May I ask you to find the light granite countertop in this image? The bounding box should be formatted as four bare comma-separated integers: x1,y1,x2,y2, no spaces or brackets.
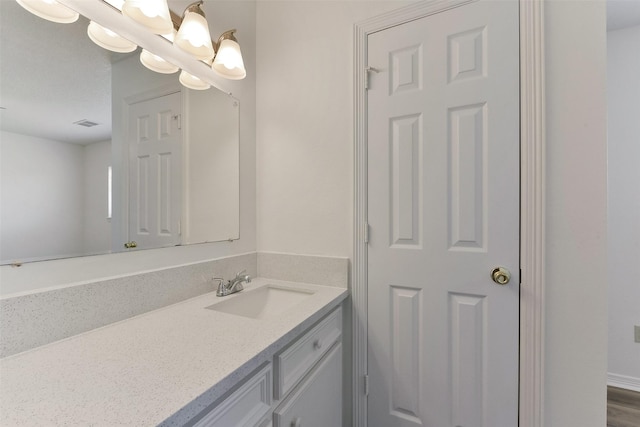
0,278,348,426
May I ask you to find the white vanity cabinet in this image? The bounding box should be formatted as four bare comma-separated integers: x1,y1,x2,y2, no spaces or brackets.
273,306,343,427
192,305,343,427
273,342,342,427
274,305,342,399
193,363,273,427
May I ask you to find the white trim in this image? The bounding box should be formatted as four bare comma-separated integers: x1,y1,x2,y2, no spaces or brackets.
608,373,640,393
352,1,546,426
518,1,546,426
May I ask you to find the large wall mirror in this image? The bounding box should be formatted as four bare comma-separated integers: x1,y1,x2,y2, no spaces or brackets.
0,0,240,265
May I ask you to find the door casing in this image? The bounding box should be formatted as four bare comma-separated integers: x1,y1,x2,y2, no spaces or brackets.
352,0,546,426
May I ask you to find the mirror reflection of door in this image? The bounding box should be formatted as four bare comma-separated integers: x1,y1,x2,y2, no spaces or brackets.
127,92,182,250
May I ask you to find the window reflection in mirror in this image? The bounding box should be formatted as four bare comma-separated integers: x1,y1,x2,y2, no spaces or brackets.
0,1,240,265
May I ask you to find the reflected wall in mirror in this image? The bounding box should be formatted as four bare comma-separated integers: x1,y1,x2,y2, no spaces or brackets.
0,0,239,265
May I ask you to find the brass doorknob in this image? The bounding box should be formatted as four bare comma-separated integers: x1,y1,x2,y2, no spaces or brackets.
491,267,511,285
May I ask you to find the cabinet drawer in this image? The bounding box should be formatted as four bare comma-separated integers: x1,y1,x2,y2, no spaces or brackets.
274,342,343,427
194,363,272,427
274,306,342,399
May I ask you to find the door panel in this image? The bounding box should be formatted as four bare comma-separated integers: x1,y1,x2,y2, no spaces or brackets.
366,1,519,426
128,91,182,249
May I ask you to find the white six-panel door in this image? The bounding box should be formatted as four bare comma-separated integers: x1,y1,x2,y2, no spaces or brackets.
366,1,519,426
128,91,182,250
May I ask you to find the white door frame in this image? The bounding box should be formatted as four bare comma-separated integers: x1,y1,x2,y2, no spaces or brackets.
352,1,546,426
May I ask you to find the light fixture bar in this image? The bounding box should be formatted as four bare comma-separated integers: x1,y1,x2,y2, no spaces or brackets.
60,0,234,91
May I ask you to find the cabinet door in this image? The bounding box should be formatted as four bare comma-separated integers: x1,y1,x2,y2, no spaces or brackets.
274,342,342,427
193,363,272,427
274,306,342,399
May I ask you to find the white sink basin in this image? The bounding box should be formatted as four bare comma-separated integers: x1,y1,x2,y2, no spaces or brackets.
205,285,315,319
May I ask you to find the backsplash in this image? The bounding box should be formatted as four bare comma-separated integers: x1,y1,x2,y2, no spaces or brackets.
258,252,349,288
0,252,349,358
0,253,257,358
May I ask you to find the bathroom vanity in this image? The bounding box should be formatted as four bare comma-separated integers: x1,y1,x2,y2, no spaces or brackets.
192,300,343,427
0,279,347,426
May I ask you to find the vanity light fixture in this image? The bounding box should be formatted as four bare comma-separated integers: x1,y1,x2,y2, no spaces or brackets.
18,0,247,86
140,49,179,74
174,1,215,61
179,70,211,90
211,30,246,80
87,20,137,53
122,0,173,35
16,0,79,23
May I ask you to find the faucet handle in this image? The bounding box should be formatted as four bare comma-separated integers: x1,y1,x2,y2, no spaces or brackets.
214,277,228,296
235,269,246,278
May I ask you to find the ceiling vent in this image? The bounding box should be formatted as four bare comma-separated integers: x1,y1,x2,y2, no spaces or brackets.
73,119,100,127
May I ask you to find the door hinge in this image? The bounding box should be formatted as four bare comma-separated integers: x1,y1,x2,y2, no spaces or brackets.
178,220,182,236
364,223,370,244
364,374,369,397
365,66,379,90
173,114,182,130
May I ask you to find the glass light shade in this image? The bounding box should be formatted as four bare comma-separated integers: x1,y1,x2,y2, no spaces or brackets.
174,10,214,61
212,38,246,80
122,0,173,35
179,70,210,90
87,21,137,53
16,0,79,24
140,50,179,74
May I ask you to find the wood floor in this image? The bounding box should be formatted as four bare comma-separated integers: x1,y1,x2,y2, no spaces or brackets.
608,386,640,427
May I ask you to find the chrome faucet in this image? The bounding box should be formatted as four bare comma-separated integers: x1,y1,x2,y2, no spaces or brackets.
215,270,251,297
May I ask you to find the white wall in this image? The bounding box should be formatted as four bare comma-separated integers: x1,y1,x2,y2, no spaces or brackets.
544,1,608,425
256,0,411,257
607,24,640,390
1,134,112,263
82,139,111,255
183,90,240,243
0,131,84,263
